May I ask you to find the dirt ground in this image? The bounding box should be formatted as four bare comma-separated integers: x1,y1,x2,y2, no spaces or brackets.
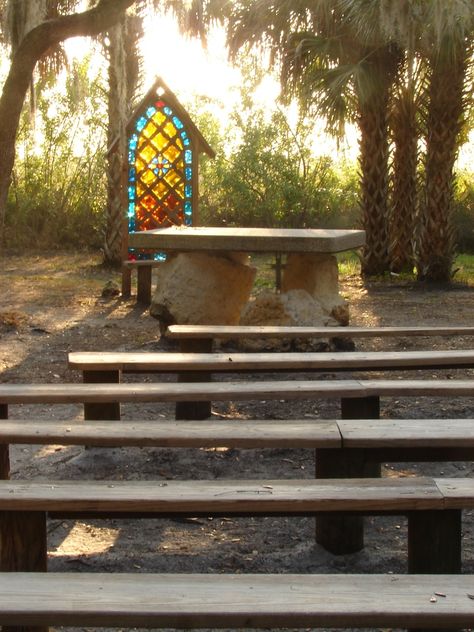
1,251,474,631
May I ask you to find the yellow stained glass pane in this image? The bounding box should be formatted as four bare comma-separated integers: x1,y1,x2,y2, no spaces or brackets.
163,144,180,163
152,111,166,126
142,121,157,140
138,144,156,164
134,155,147,172
136,182,146,197
152,132,169,152
163,121,177,139
175,137,183,150
141,169,156,186
153,181,169,200
175,182,184,198
164,170,182,188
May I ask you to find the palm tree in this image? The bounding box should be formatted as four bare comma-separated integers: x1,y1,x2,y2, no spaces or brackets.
416,1,474,282
277,1,400,276
103,11,143,265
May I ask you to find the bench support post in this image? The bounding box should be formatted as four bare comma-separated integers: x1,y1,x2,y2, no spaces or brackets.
0,405,9,479
408,509,461,574
137,265,152,305
1,510,47,632
175,338,213,420
315,448,379,554
316,396,381,554
83,370,121,421
121,266,132,299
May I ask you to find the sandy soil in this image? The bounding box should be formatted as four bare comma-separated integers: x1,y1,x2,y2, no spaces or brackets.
1,251,474,631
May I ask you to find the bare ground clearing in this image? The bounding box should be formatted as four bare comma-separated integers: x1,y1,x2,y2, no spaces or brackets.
1,251,474,631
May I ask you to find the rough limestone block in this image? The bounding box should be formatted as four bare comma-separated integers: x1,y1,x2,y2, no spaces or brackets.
238,289,336,351
150,252,256,330
240,289,330,327
281,253,349,325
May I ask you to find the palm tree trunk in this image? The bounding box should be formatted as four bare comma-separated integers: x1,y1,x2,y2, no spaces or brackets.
358,92,391,276
104,20,128,266
103,13,141,266
416,47,468,283
389,86,418,273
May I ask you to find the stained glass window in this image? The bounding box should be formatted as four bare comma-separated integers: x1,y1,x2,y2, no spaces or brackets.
127,99,193,259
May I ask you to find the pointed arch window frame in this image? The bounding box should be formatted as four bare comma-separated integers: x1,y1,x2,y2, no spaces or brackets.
109,77,215,263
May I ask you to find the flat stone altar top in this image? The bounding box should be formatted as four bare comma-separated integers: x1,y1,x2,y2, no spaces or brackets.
129,226,365,254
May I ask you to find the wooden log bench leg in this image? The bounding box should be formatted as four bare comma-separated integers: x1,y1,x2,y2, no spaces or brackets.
408,509,462,632
1,510,47,632
136,264,152,306
175,338,213,420
315,448,379,554
83,369,121,421
0,405,9,480
408,509,462,574
316,396,381,554
121,266,132,299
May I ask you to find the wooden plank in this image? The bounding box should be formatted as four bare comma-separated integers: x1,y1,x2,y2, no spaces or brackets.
166,324,474,339
338,418,474,448
0,478,443,514
0,419,341,448
2,379,474,406
0,573,472,629
0,379,367,404
435,478,474,508
0,379,471,403
68,349,474,372
128,226,366,254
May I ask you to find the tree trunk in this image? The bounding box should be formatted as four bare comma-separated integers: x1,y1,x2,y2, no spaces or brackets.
0,0,135,239
104,20,128,266
358,94,391,277
103,14,141,266
389,85,418,273
416,46,468,283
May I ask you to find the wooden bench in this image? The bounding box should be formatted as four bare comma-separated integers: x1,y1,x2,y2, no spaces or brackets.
122,259,162,305
0,476,467,577
1,572,473,630
166,324,474,351
68,348,474,421
2,378,474,555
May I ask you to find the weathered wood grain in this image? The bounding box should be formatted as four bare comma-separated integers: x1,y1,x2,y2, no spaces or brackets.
0,419,341,448
0,478,443,514
68,349,474,372
0,573,472,629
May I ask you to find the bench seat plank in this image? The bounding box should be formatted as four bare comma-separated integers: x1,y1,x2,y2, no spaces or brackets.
2,379,474,405
166,324,474,339
0,478,442,513
0,419,341,448
68,349,474,372
0,573,473,629
0,380,367,404
436,478,474,508
338,418,474,448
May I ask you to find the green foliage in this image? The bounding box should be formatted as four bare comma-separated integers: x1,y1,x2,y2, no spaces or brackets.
453,169,474,253
197,98,360,230
4,58,107,250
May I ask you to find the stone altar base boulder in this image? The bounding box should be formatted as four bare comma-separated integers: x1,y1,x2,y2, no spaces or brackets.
281,253,349,325
237,289,339,351
150,252,256,332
